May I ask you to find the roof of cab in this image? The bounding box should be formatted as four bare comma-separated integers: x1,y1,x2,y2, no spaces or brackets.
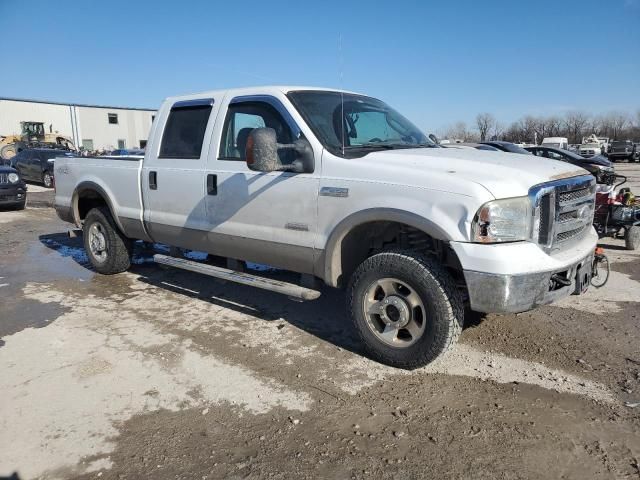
163,85,363,104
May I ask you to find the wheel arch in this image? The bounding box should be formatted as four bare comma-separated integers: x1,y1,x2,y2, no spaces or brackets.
72,181,126,233
320,208,455,288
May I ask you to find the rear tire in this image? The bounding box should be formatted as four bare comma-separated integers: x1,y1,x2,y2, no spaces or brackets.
348,250,464,369
83,207,132,274
625,226,640,251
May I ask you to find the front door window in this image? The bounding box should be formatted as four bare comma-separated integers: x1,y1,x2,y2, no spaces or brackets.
219,102,294,164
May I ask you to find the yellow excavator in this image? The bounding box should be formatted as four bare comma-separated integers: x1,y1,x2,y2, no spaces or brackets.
0,121,77,162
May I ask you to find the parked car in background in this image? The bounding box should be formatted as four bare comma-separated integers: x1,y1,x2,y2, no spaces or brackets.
608,140,638,162
108,149,131,156
542,137,569,150
443,142,500,151
108,149,145,157
579,142,604,158
10,148,74,188
480,141,532,154
525,146,614,184
580,134,608,158
0,165,27,210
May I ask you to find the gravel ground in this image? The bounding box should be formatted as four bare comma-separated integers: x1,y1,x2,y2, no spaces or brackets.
0,182,639,480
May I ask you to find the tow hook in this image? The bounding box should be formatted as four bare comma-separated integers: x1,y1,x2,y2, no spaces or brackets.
551,274,571,287
572,262,592,295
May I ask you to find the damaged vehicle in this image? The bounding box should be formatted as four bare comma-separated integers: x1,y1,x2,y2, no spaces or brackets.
525,146,615,185
53,86,598,368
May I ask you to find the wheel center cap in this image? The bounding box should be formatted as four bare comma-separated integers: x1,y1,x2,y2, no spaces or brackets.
380,295,411,327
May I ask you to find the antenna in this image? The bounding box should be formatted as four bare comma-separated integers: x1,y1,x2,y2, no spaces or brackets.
339,33,345,155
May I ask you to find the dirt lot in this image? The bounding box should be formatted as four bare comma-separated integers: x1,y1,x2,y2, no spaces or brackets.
1,180,639,480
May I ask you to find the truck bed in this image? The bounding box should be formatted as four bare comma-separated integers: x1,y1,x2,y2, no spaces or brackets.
53,155,145,236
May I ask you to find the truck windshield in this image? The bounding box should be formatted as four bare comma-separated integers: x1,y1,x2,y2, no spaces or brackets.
287,90,435,158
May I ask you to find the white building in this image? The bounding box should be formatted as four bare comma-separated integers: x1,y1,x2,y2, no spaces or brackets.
0,97,156,151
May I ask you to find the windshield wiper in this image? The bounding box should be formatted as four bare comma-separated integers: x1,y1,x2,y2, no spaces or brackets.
343,144,396,150
344,143,437,150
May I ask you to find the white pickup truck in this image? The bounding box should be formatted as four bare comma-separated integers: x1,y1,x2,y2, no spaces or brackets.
54,86,597,368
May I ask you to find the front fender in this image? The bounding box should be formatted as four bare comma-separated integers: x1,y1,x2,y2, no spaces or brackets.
318,208,453,287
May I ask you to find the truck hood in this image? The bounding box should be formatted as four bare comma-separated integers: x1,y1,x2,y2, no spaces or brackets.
357,147,588,199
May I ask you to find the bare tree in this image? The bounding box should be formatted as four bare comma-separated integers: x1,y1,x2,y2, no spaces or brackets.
441,107,640,146
445,121,471,142
476,113,495,141
546,116,562,137
609,112,630,139
533,117,551,142
491,121,504,141
563,111,590,144
586,115,603,136
522,116,538,143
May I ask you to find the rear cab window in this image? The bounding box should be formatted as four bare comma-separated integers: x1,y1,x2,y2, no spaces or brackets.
159,99,214,159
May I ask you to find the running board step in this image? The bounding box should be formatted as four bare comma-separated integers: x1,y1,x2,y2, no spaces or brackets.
153,254,321,301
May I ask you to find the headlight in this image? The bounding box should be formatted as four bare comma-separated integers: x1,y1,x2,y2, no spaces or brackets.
472,196,531,243
7,173,19,184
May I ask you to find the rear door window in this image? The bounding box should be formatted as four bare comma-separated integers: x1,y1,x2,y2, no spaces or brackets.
159,100,213,159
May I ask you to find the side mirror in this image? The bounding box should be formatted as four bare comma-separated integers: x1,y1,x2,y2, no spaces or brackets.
246,128,314,174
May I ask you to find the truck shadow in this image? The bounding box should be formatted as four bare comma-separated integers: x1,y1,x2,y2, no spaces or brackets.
131,261,366,356
39,233,483,358
37,231,365,355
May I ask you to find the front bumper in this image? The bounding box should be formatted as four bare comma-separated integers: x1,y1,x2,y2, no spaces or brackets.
451,228,598,314
463,251,593,313
0,184,27,206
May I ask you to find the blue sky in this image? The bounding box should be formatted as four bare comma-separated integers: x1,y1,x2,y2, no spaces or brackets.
1,0,638,133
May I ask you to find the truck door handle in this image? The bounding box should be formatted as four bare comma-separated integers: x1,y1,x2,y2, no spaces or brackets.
207,174,217,195
149,171,157,190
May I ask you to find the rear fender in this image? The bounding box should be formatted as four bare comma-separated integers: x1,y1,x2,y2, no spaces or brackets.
72,181,125,233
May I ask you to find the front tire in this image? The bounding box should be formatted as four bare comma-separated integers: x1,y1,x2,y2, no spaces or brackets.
83,207,132,274
348,250,464,369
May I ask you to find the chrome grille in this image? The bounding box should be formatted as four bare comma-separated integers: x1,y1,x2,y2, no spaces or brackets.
530,175,595,251
558,187,590,203
556,225,588,243
558,210,577,223
0,173,8,184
